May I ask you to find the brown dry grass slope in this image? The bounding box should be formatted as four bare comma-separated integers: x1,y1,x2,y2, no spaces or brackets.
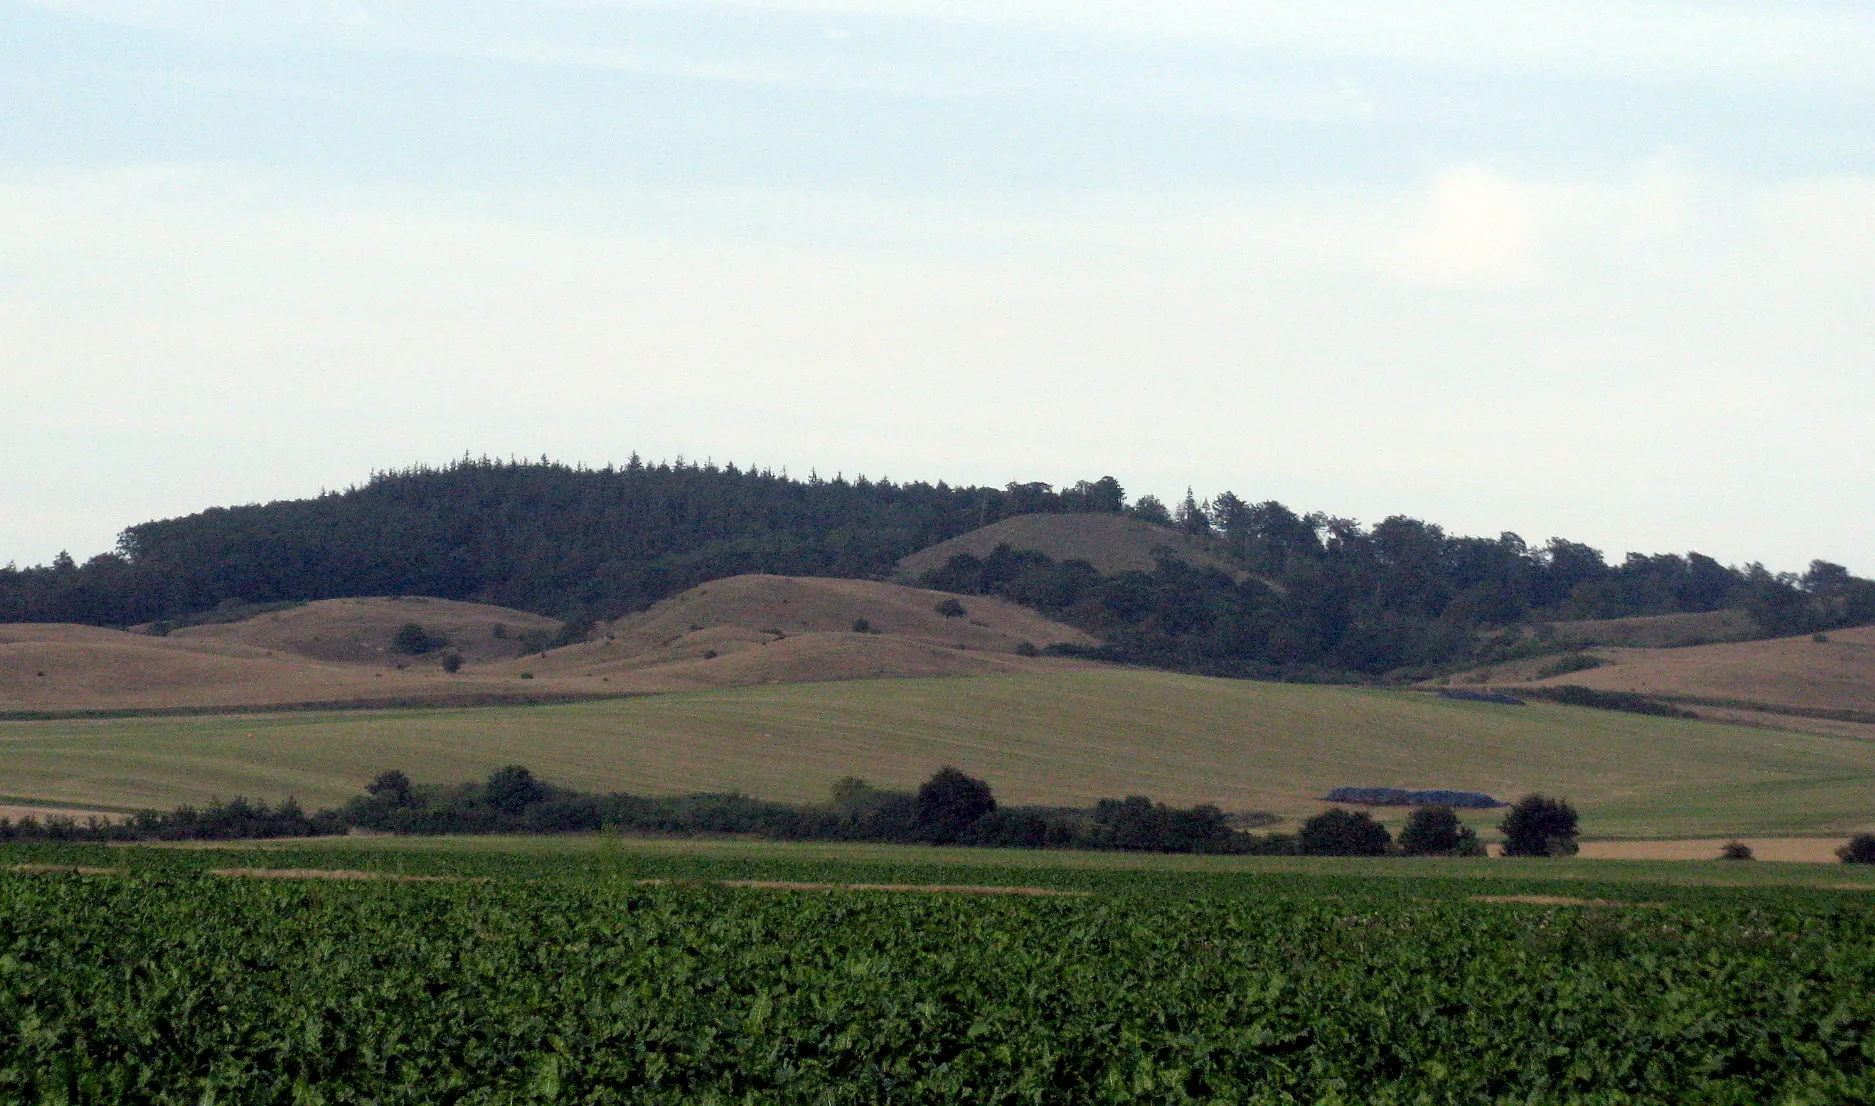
482,575,1099,689
896,513,1243,580
170,597,560,666
1461,624,1875,726
1,577,1099,713
0,621,552,713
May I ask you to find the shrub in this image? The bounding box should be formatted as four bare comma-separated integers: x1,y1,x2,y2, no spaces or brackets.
1839,834,1875,865
934,598,967,618
1298,809,1391,857
1814,633,1830,643
1499,793,1580,857
441,653,463,674
1720,840,1754,861
1535,653,1605,679
518,671,534,680
390,622,447,655
914,767,996,843
1519,685,1695,719
365,770,415,807
852,618,872,633
1397,805,1484,857
1015,641,1039,657
483,766,549,815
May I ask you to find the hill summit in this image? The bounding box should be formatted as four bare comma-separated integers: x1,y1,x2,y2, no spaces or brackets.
896,513,1242,581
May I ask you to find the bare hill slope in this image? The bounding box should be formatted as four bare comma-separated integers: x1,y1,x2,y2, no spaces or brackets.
2,577,1099,713
1451,624,1875,723
483,575,1098,688
0,622,538,712
896,513,1242,580
169,597,560,666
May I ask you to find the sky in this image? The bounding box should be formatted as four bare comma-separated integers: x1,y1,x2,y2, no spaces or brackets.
3,1,1872,574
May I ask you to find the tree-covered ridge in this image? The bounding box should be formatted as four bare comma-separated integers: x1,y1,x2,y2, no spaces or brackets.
1,458,1118,626
2,457,1869,680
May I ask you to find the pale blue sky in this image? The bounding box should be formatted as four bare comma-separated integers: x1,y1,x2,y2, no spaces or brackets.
4,1,1872,572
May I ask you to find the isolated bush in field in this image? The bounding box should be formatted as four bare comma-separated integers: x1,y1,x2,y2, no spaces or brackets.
915,766,997,843
1299,809,1391,857
934,598,967,618
1720,840,1755,861
390,622,447,655
1839,834,1875,865
1499,793,1580,857
1398,805,1483,857
851,618,871,633
441,653,463,674
1015,641,1039,657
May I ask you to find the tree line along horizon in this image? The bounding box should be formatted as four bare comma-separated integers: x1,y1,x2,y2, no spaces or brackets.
11,761,1875,863
4,456,1871,680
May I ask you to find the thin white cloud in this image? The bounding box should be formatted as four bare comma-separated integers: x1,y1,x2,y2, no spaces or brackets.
23,0,1875,86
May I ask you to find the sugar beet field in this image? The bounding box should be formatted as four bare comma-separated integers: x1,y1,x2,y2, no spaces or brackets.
5,845,1875,1104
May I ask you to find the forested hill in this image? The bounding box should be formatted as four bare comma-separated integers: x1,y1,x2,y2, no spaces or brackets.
1,458,1069,627
4,457,1870,679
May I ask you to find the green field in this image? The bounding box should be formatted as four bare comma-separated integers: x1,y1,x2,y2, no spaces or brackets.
6,840,1875,1103
142,831,1875,892
6,670,1875,838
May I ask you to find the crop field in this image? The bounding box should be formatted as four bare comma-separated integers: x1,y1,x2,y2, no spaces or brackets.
6,670,1875,838
5,842,1875,1103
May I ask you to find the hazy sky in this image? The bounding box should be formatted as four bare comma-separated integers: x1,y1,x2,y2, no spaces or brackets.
4,1,1872,573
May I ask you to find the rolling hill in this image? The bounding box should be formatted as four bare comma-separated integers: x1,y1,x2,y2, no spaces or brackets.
0,577,1097,714
4,669,1873,839
1446,624,1875,735
895,513,1244,581
163,597,561,666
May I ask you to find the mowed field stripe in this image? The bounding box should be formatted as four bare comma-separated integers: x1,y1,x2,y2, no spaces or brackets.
3,669,1875,838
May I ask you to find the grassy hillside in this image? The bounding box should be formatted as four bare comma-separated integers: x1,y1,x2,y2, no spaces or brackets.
896,513,1243,580
5,669,1873,838
0,578,1096,713
165,596,560,666
1455,624,1875,719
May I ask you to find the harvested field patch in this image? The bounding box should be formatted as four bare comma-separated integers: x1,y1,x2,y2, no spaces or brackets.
1576,838,1851,863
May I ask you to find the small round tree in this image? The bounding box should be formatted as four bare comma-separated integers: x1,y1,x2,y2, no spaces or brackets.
391,622,445,655
1838,834,1875,865
365,769,415,807
914,766,997,843
1499,793,1580,857
934,598,967,619
1720,840,1755,861
1299,808,1392,857
483,765,548,816
1398,805,1483,857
